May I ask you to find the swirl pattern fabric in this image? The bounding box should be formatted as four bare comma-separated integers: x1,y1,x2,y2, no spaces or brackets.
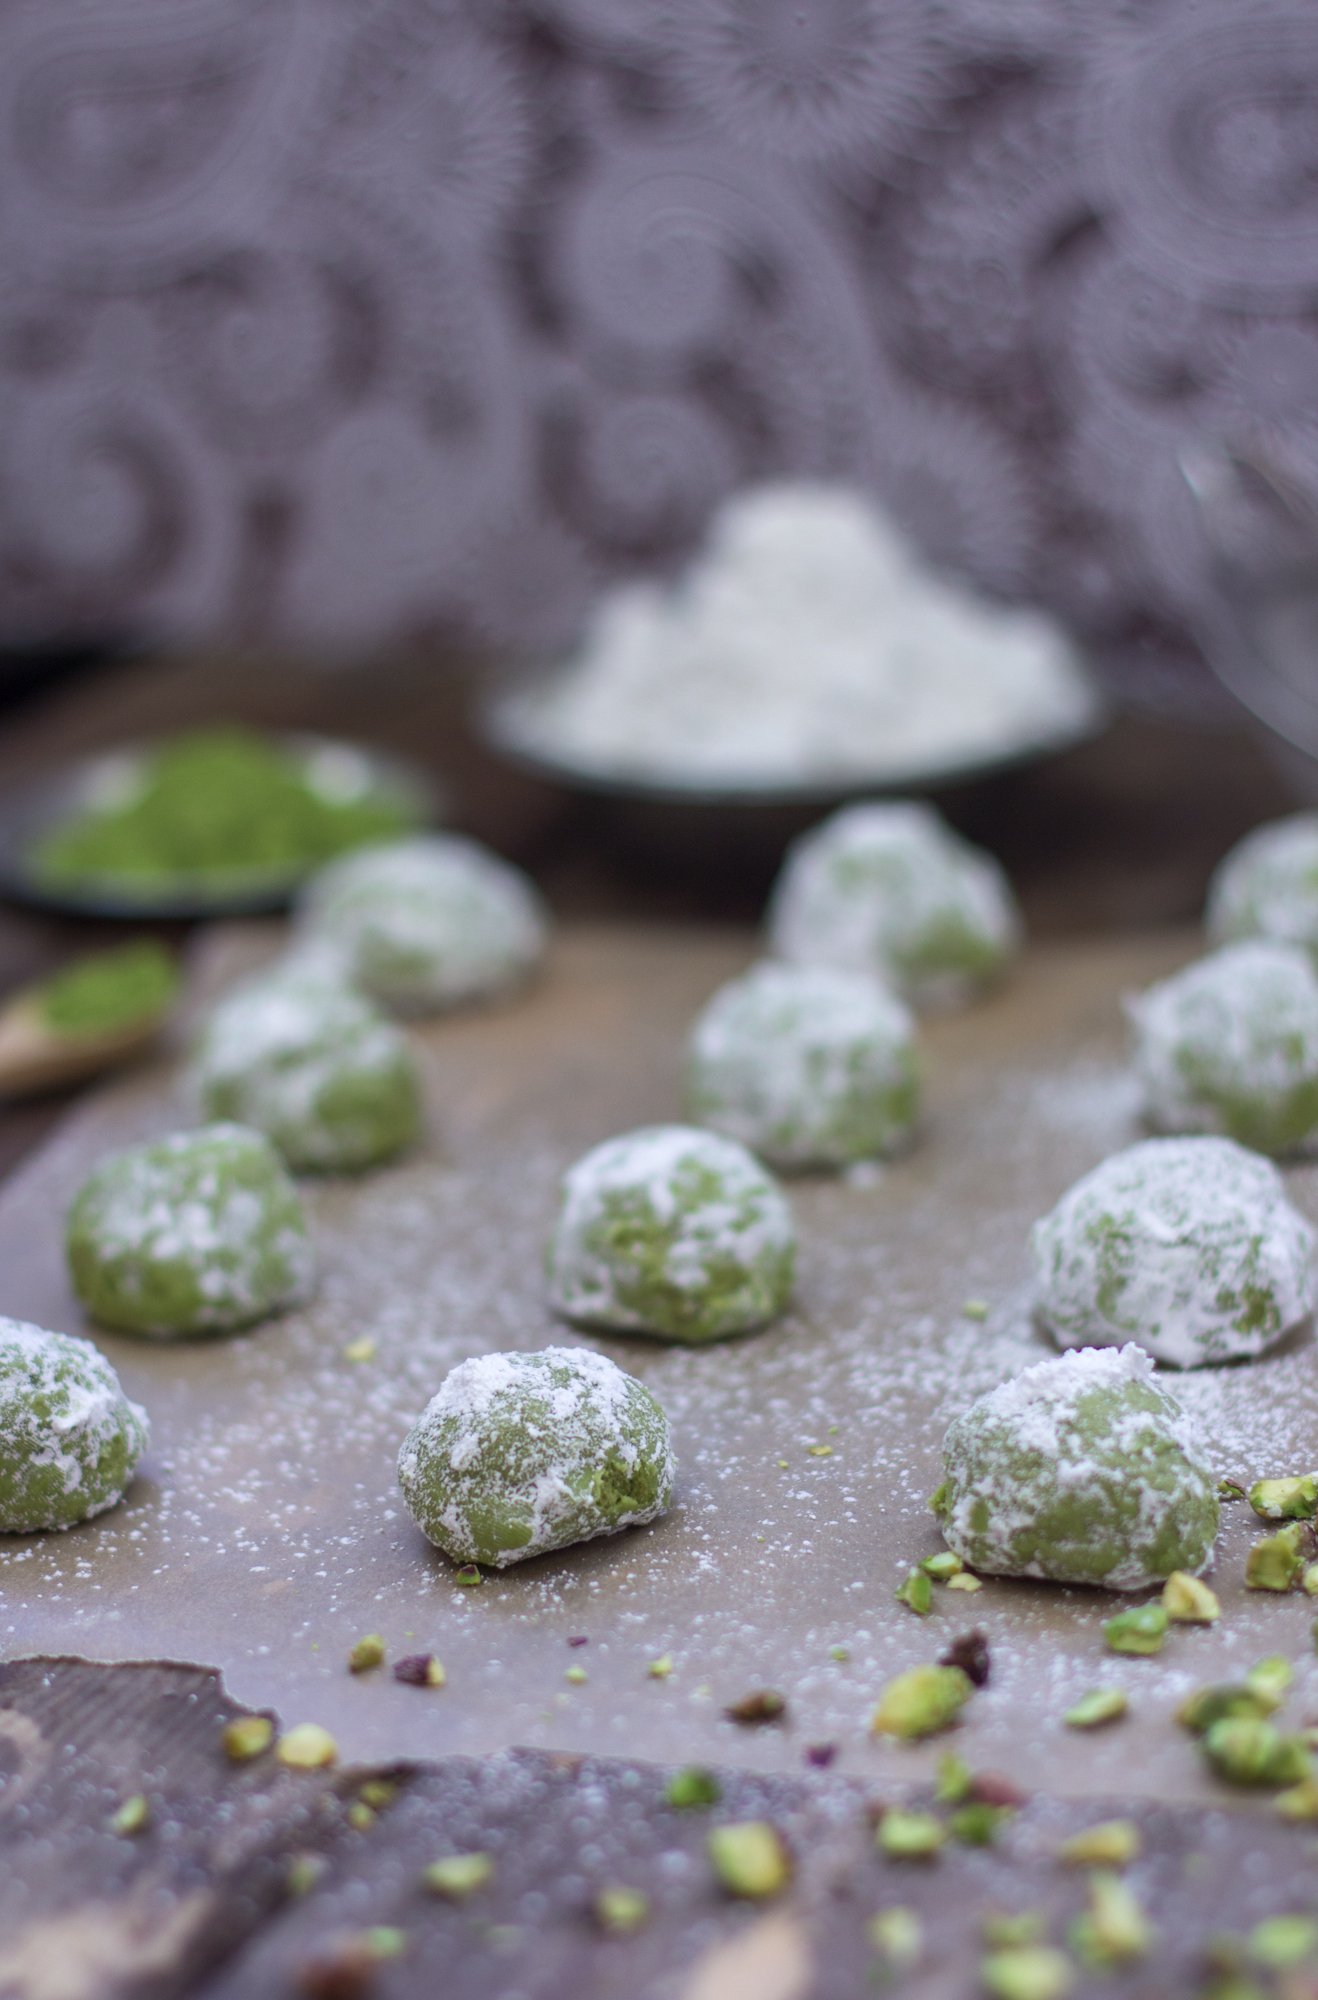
4,0,1318,709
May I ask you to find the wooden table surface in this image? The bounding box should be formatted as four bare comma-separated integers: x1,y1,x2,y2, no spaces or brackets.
0,648,1307,2000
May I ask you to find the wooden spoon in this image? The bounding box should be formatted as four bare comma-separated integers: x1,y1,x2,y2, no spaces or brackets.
0,949,177,1100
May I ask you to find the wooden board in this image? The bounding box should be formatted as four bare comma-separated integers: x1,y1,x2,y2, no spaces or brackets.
2,924,1317,1813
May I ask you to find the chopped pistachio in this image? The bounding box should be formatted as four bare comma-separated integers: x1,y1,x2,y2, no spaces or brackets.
876,1808,945,1859
807,1443,833,1458
1275,1776,1318,1821
982,1913,1046,1949
393,1654,446,1688
1303,1563,1318,1596
929,1480,950,1516
1161,1572,1220,1623
223,1714,274,1762
1103,1603,1168,1656
594,1886,649,1935
935,1751,973,1803
285,1852,326,1896
1057,1819,1140,1868
1178,1683,1274,1734
961,1298,990,1321
1202,1716,1311,1787
424,1852,494,1898
871,1663,973,1740
666,1766,721,1809
868,1906,922,1968
1064,1688,1127,1730
946,1572,983,1593
343,1336,376,1363
348,1633,386,1674
109,1793,150,1837
347,1801,376,1831
707,1820,792,1898
980,1944,1075,2000
1069,1871,1153,1968
453,1564,483,1588
1218,1479,1248,1502
1248,1914,1318,1969
724,1689,786,1725
362,1927,406,1959
277,1723,338,1770
360,1779,397,1811
1245,1524,1307,1591
1248,1475,1318,1521
776,1459,789,1469
921,1550,964,1581
647,1654,674,1680
564,1665,588,1685
1246,1654,1294,1706
949,1802,1013,1846
829,1645,850,1662
896,1568,933,1616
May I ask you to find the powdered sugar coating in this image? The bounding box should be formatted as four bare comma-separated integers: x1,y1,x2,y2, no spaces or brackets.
191,968,422,1172
1207,814,1318,957
1128,941,1318,1156
1032,1136,1316,1368
397,1345,674,1568
548,1124,796,1342
767,801,1021,1010
66,1123,315,1339
296,835,547,1016
0,1316,149,1533
935,1343,1219,1591
686,960,919,1169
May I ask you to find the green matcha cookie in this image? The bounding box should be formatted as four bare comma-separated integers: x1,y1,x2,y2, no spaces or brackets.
67,1123,315,1338
1128,941,1318,1156
934,1343,1219,1590
1207,813,1318,957
0,1317,149,1532
548,1124,795,1343
685,960,919,1169
192,969,422,1173
1032,1136,1315,1368
296,834,547,1015
397,1345,674,1567
767,801,1020,1009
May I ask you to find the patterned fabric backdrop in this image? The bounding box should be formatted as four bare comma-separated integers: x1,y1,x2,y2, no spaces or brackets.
5,0,1318,710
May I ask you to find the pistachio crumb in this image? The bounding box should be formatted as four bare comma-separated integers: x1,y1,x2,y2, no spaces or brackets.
980,1944,1075,2000
935,1752,973,1803
921,1551,963,1581
724,1689,786,1725
565,1665,588,1685
868,1907,922,1967
947,1573,983,1593
1246,1654,1293,1705
707,1821,792,1898
348,1633,386,1674
423,1852,494,1899
109,1793,150,1837
829,1645,850,1662
807,1443,833,1458
453,1564,483,1588
1057,1819,1140,1868
1202,1716,1311,1787
1248,1914,1318,1969
342,1337,376,1363
359,1779,398,1810
666,1766,721,1809
647,1654,675,1680
961,1298,991,1321
776,1459,789,1468
1303,1563,1318,1596
950,1802,1013,1846
285,1852,326,1897
982,1913,1046,1949
594,1886,649,1935
347,1802,375,1832
362,1927,406,1960
1161,1572,1220,1623
277,1723,338,1770
1275,1776,1318,1820
1069,1871,1153,1968
1248,1475,1318,1521
1245,1524,1307,1591
1064,1688,1127,1730
871,1664,973,1740
223,1714,274,1762
1217,1478,1248,1501
1103,1603,1168,1656
895,1568,933,1616
877,1808,945,1860
393,1654,446,1688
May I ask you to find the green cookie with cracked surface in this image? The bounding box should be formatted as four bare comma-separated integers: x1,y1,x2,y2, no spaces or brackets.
547,1124,795,1343
0,1317,149,1533
934,1343,1219,1591
67,1123,315,1338
397,1345,674,1567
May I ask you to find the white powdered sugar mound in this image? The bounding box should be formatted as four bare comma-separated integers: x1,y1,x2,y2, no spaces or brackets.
493,482,1098,790
1127,940,1318,1150
1033,1135,1316,1368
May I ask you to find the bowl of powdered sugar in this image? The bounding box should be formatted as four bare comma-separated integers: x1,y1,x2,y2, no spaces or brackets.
483,482,1105,808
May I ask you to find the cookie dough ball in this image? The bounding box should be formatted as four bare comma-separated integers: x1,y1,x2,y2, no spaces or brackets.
933,1344,1219,1590
1128,942,1318,1156
192,969,422,1173
767,801,1020,1009
398,1346,674,1568
548,1125,795,1343
0,1317,149,1533
1207,814,1318,956
297,834,546,1015
1032,1136,1315,1368
67,1123,315,1338
685,960,919,1170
